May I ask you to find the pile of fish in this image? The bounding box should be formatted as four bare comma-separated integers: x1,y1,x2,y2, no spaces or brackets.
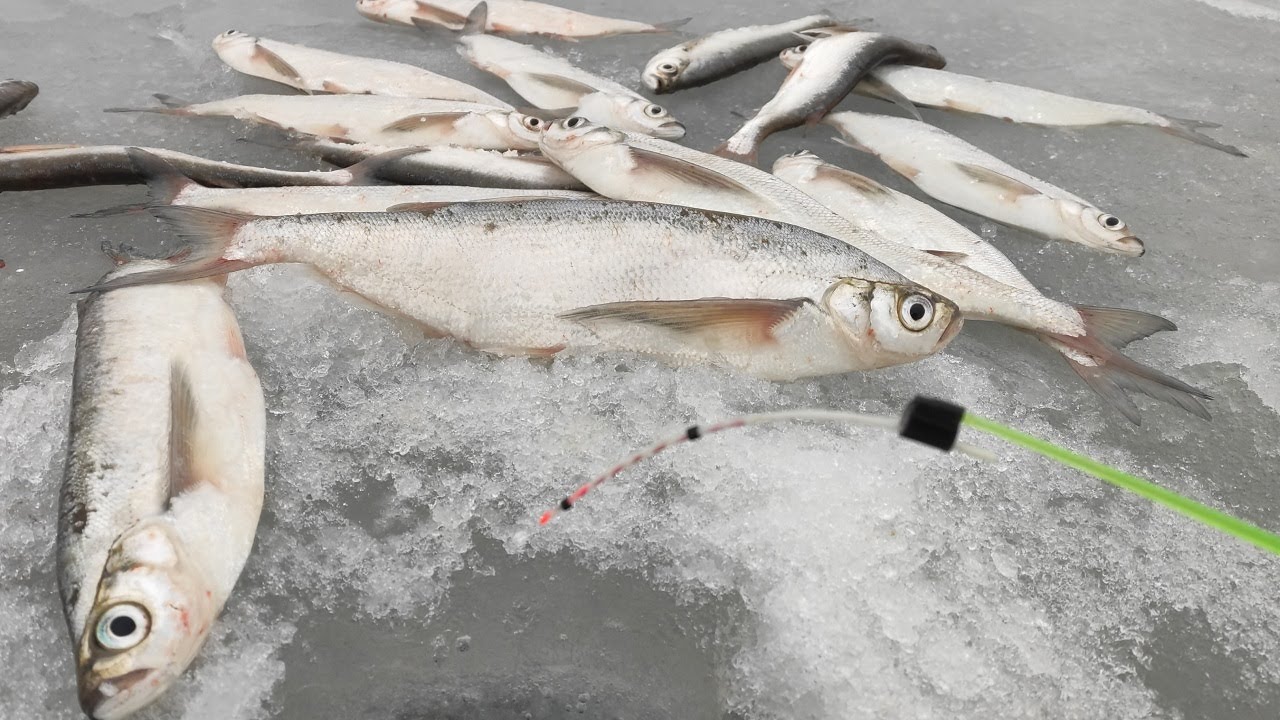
0,1,1245,717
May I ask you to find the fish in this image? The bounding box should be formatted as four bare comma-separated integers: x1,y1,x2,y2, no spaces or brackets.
770,150,1205,423
59,256,265,719
75,147,594,218
0,143,403,192
211,30,513,107
79,201,960,380
773,55,1244,157
357,0,689,40
717,31,946,164
823,111,1145,257
294,137,589,189
105,94,545,150
537,118,1210,422
641,14,835,94
0,79,39,118
444,3,683,138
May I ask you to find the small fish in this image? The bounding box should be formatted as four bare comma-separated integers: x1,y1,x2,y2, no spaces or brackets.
77,147,593,218
717,31,945,164
358,0,688,40
642,14,835,94
771,150,1206,423
537,118,1209,422
823,111,1145,256
211,30,512,107
105,94,545,150
295,137,589,189
59,258,265,719
446,3,683,138
81,201,959,380
0,143,394,191
0,79,38,118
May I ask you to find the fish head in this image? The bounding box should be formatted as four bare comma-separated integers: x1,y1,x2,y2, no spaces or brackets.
1058,201,1144,257
823,279,961,363
594,95,684,139
75,519,218,720
355,0,395,23
771,150,825,181
779,44,807,71
539,116,627,160
501,111,551,150
211,29,256,54
641,50,690,94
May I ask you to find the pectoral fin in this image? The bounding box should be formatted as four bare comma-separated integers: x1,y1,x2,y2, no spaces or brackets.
924,249,969,263
382,112,467,133
626,147,755,193
560,298,810,346
953,162,1041,200
253,43,309,92
858,75,922,121
168,363,217,502
511,72,599,105
812,163,890,197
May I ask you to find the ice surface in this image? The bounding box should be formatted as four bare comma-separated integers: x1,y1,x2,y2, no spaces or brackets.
2,0,1280,718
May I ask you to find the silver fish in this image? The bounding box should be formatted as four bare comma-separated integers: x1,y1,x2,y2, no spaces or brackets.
642,14,834,94
537,118,1209,421
0,79,38,118
823,111,1145,256
105,94,544,150
0,144,398,192
358,0,688,40
59,259,265,719
446,3,683,138
82,201,960,380
211,30,512,107
717,31,945,164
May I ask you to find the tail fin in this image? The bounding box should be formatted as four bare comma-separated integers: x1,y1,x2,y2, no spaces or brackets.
104,93,193,115
461,1,488,34
74,206,256,293
713,134,759,165
1159,115,1246,157
1042,305,1210,425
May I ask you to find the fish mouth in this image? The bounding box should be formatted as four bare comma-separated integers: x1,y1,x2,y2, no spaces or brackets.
1110,235,1145,257
654,121,686,139
79,668,157,720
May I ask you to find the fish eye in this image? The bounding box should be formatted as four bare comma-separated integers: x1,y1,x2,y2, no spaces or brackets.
95,603,150,651
644,105,667,118
898,293,934,331
565,116,588,129
522,116,543,130
1099,214,1124,230
658,62,678,74
794,44,808,53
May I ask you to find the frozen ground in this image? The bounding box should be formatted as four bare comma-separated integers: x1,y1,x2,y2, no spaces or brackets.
2,0,1279,718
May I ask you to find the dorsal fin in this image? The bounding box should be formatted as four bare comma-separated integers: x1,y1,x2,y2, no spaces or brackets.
126,147,198,204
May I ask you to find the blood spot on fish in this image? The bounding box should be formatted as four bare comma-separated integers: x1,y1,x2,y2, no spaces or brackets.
0,259,5,269
66,501,90,534
226,325,248,360
483,221,497,233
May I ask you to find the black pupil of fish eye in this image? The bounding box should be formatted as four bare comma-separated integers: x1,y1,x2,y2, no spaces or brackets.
529,118,539,126
567,117,583,128
1105,216,1120,227
109,615,137,637
909,302,926,322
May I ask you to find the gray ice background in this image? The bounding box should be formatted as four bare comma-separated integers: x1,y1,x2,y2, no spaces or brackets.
2,0,1279,718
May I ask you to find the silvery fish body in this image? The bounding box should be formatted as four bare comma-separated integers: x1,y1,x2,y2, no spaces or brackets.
642,14,835,93
87,201,960,381
357,0,686,39
212,31,512,107
107,94,544,150
59,262,265,719
823,111,1144,256
0,79,38,118
296,138,588,189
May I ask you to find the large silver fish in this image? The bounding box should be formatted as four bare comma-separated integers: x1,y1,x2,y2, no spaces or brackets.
81,201,960,380
537,119,1209,422
357,0,688,39
59,259,265,719
641,14,835,94
446,3,683,138
106,94,545,150
823,111,1145,256
0,143,401,192
780,52,1244,157
0,79,38,118
211,30,512,106
717,31,945,164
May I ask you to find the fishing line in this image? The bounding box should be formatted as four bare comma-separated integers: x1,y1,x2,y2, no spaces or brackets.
539,397,1280,559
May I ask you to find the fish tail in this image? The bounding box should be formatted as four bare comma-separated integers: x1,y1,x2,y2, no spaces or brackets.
74,206,257,293
104,93,194,115
1042,305,1211,424
713,128,761,165
1159,115,1246,157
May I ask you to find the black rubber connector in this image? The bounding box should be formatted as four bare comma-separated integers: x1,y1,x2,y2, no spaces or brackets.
899,396,966,452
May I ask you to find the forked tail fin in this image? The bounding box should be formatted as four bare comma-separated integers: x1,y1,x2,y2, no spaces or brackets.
1159,115,1246,157
74,206,257,293
1041,305,1210,425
